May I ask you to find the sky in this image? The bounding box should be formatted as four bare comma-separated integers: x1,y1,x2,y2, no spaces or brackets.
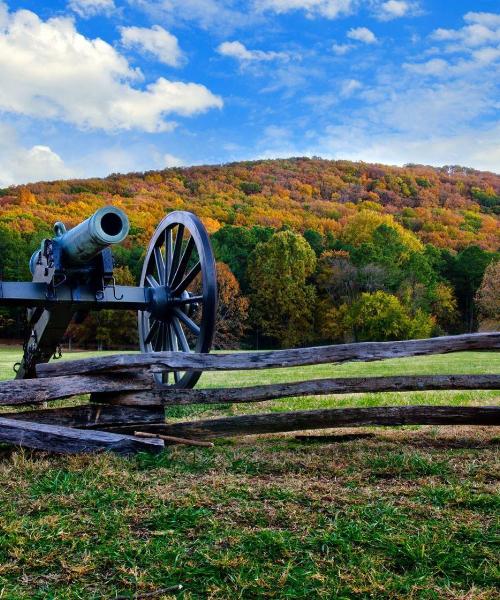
0,0,499,186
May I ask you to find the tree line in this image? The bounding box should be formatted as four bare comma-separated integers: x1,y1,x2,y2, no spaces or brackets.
0,215,497,349
0,157,498,348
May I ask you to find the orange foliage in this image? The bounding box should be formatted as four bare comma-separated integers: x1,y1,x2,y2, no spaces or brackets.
0,157,498,253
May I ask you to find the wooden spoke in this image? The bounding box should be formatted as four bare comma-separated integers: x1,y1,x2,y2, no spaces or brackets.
169,324,182,384
139,211,217,389
172,307,201,337
172,317,190,353
145,319,160,345
165,228,173,283
146,274,159,288
169,224,185,285
154,247,165,285
172,262,201,295
171,236,195,289
153,322,163,351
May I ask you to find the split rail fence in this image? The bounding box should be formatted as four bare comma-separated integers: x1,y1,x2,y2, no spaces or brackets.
0,332,498,454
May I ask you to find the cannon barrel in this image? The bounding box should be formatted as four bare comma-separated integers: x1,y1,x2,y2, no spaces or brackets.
30,207,129,273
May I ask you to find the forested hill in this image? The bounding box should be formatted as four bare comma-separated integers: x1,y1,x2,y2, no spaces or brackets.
1,157,499,252
0,157,499,348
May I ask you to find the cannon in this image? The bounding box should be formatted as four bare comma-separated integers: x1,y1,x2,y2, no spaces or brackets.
0,208,217,387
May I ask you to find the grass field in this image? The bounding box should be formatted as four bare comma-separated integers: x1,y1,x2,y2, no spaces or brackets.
0,347,498,599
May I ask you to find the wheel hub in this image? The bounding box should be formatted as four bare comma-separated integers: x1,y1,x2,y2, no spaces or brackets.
148,285,172,320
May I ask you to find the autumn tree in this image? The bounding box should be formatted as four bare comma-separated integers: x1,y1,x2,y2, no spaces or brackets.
247,230,316,348
444,246,496,331
213,262,249,349
475,260,500,330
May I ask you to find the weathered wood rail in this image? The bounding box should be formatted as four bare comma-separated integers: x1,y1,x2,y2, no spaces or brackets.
36,333,500,377
110,406,500,439
0,332,498,454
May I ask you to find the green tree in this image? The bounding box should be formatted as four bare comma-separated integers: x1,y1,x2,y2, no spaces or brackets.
211,225,274,292
324,291,434,342
247,230,317,348
303,229,324,256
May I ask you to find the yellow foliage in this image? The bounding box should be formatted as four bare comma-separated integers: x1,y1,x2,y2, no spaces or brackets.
340,210,423,252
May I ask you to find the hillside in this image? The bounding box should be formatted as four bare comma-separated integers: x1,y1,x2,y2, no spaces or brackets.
0,158,498,347
1,157,499,252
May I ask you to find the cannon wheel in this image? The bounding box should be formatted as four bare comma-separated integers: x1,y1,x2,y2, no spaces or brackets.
138,211,217,388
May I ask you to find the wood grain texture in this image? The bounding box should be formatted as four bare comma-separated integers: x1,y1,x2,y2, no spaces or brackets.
36,333,500,377
0,373,153,406
0,417,164,454
95,374,500,407
2,404,165,427
108,405,500,439
2,373,497,409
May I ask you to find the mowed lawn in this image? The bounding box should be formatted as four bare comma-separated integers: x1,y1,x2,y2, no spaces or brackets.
0,346,498,599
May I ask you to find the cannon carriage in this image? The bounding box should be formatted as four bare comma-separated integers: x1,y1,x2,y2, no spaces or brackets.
0,207,217,385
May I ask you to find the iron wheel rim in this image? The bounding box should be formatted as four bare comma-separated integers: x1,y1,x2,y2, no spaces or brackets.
138,211,217,388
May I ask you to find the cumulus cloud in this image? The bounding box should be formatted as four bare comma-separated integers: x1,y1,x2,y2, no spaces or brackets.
464,11,500,28
68,0,115,18
331,42,352,54
0,124,74,186
0,4,222,132
120,25,184,67
347,26,377,44
340,78,362,96
217,41,288,62
431,11,500,50
255,0,357,19
376,1,420,21
404,57,448,76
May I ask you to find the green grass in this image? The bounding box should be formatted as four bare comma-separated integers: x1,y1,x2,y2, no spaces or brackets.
0,347,498,598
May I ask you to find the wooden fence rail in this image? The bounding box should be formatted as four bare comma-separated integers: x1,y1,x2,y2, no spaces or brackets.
109,406,500,439
0,332,497,453
36,332,500,377
1,373,498,407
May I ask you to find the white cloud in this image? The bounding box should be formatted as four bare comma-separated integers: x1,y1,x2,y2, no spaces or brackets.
255,0,357,19
464,12,500,28
376,1,420,21
163,153,184,168
319,122,500,174
380,1,407,18
404,57,448,76
296,10,500,173
217,41,288,62
128,0,251,32
68,0,115,18
431,12,500,50
0,4,222,133
120,25,184,67
0,124,74,186
331,42,352,54
340,78,362,96
347,26,377,44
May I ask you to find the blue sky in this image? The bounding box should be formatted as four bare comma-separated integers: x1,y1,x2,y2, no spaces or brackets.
0,0,499,185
